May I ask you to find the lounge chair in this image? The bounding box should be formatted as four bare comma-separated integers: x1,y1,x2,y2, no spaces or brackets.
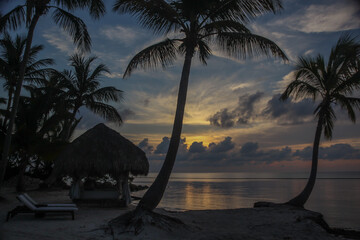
6,195,78,221
22,193,77,207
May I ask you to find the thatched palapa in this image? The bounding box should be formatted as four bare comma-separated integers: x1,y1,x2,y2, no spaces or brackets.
52,123,149,179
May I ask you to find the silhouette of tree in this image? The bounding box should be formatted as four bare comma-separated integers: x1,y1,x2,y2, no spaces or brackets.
0,0,106,189
281,34,360,207
113,0,287,216
55,54,123,141
0,32,53,130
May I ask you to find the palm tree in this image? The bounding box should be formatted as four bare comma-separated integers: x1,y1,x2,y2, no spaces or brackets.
280,34,360,207
56,54,123,141
113,0,288,212
0,32,54,130
0,0,106,189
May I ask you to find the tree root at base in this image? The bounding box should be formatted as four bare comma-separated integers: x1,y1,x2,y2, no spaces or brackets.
108,208,186,238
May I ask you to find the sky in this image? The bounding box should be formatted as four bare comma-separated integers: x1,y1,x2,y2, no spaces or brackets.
1,0,360,173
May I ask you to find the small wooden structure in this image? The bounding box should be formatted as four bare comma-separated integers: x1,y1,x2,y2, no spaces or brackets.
50,123,149,206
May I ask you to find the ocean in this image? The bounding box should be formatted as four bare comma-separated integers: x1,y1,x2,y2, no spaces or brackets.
133,172,360,230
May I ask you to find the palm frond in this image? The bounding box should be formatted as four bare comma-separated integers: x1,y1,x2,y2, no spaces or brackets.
113,0,180,34
86,101,123,124
124,38,178,77
197,40,211,65
332,70,360,95
280,80,319,101
319,106,336,140
204,0,282,24
216,32,288,61
334,94,360,123
294,56,325,93
88,63,110,82
0,5,25,32
90,87,124,102
51,7,91,52
203,20,250,35
76,0,106,19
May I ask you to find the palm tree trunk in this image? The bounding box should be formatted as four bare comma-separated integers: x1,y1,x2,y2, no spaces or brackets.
137,49,194,211
286,114,324,207
16,154,29,192
2,88,13,129
66,103,81,141
0,13,41,190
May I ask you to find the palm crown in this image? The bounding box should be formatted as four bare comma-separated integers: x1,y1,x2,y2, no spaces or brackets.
0,0,105,52
281,34,360,139
114,0,288,77
56,54,123,140
112,0,288,212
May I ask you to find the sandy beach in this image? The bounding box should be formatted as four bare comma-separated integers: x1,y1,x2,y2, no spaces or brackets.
0,187,355,240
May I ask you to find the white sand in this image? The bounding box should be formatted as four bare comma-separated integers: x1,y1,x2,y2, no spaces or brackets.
0,188,349,240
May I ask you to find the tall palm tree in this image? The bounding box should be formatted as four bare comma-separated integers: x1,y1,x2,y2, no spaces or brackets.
281,34,360,207
0,0,106,189
56,54,123,141
114,0,288,212
0,32,54,129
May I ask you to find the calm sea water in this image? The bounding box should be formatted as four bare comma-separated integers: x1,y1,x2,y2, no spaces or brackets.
133,172,360,230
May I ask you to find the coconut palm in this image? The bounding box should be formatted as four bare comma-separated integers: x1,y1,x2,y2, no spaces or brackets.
113,0,288,212
0,0,106,188
280,34,360,207
0,32,54,129
56,54,123,141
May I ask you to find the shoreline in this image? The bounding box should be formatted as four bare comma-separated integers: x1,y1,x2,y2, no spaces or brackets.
1,188,359,240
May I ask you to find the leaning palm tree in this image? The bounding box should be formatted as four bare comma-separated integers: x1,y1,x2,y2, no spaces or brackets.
0,0,105,189
56,54,123,141
113,0,288,214
0,32,54,129
280,34,360,207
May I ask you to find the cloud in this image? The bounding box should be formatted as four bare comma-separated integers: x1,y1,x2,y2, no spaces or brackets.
154,137,170,154
272,1,360,33
209,137,235,153
294,144,360,161
101,25,144,46
119,108,135,121
209,92,265,128
104,72,123,79
138,138,154,154
145,136,360,172
42,29,76,54
263,94,314,125
189,141,207,153
275,71,296,94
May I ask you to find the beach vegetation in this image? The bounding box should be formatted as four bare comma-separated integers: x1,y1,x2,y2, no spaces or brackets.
110,0,288,234
280,34,360,207
0,0,106,192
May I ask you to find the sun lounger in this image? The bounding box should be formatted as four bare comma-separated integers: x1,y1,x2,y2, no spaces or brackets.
22,193,77,207
6,195,78,221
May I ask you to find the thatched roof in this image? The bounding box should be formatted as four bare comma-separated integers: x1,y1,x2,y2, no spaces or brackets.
52,123,149,179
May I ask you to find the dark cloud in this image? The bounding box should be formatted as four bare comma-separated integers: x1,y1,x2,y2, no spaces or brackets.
263,94,314,125
240,142,259,155
189,141,207,153
153,136,187,155
209,92,264,128
294,144,360,161
208,108,236,128
144,98,150,107
209,137,235,153
154,137,170,154
145,135,359,172
138,138,154,154
119,108,135,120
234,142,292,164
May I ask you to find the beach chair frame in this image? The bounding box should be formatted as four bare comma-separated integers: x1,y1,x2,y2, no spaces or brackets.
6,195,78,221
